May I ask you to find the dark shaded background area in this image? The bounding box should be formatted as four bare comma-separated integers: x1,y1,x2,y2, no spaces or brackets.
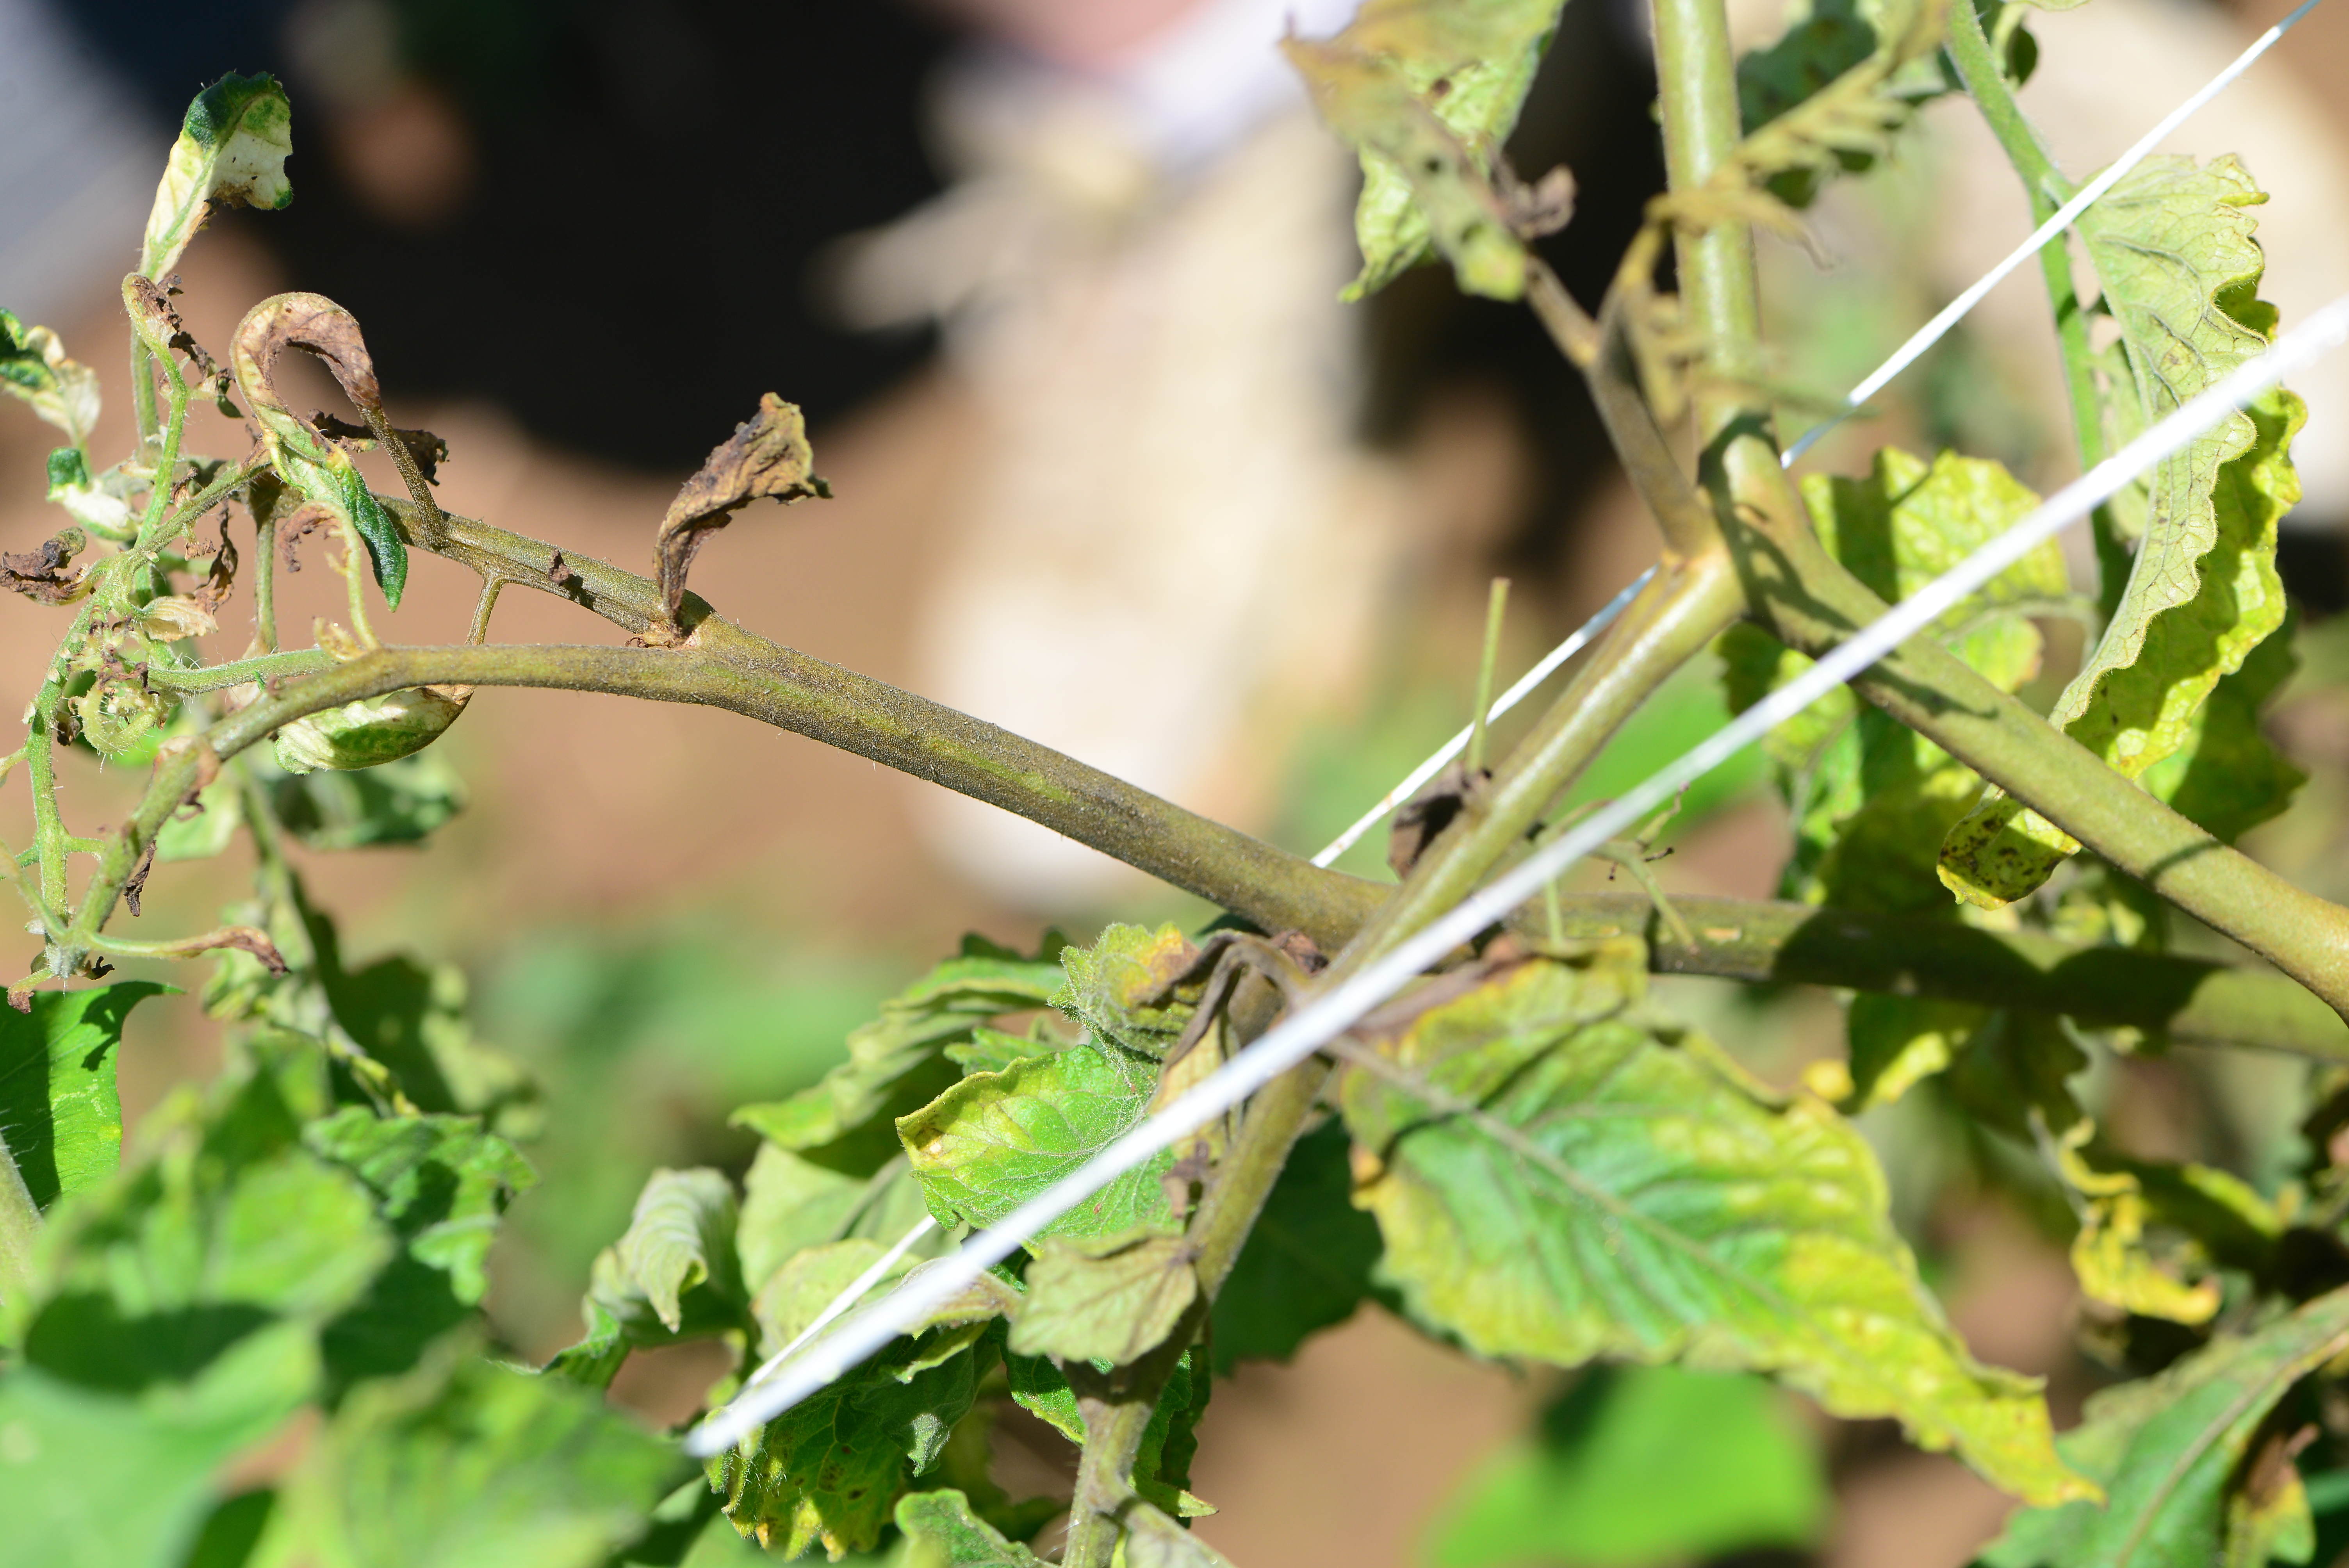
59,0,1668,567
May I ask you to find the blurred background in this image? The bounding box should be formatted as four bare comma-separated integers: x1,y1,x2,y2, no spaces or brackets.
4,0,2349,1562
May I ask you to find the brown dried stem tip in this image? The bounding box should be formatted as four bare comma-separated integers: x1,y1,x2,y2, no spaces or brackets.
651,393,828,639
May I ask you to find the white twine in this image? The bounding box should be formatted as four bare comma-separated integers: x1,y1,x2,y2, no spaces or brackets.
686,293,2349,1459
1779,0,2329,467
1311,567,1657,868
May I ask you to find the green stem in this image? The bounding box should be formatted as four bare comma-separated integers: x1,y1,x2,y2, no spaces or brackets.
0,1129,38,1315
1652,0,1765,449
252,476,281,654
1465,578,1510,775
145,648,335,693
129,340,160,462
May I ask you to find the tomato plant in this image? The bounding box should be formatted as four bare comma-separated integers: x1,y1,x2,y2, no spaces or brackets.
2,2,2347,1564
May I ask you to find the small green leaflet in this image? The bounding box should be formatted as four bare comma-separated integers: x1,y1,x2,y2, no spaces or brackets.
1721,446,2067,914
1942,155,2302,906
1004,1347,1214,1520
547,1167,750,1389
303,1108,535,1308
895,1488,1044,1566
1978,1284,2349,1568
1051,923,1195,1058
898,1041,1179,1245
0,310,100,445
1341,948,2089,1506
0,982,166,1209
1735,0,1981,206
142,72,294,280
1427,1366,1828,1568
251,1333,677,1568
1282,0,1565,299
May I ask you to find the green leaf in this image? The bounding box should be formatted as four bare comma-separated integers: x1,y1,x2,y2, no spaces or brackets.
1119,1497,1238,1568
2137,603,2305,843
1427,1365,1829,1568
1003,1348,1213,1519
273,686,465,773
752,1238,910,1355
1051,924,1196,1058
0,310,100,445
267,752,468,848
1209,1116,1381,1371
733,935,1066,1164
252,1333,677,1568
1979,1285,2349,1567
0,982,165,1210
316,948,538,1135
0,1321,317,1568
617,1168,742,1334
1342,950,2089,1506
303,1108,534,1307
157,777,244,862
1843,993,1984,1112
895,1488,1044,1566
1942,155,2300,906
898,1041,1178,1245
142,72,295,279
945,1024,1064,1075
1721,446,2067,914
1009,1230,1198,1367
1282,0,1563,299
712,1331,983,1559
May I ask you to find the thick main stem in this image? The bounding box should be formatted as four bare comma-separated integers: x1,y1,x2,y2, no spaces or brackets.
1652,0,1765,450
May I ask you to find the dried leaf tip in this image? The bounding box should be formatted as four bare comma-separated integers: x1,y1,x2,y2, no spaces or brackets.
652,393,829,636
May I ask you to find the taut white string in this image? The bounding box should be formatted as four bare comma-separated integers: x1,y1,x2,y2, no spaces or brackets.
1780,0,2329,467
686,293,2349,1459
1311,567,1657,868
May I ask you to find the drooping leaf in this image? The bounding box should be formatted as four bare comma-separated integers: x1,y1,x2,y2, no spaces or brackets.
1427,1364,1829,1568
141,72,295,279
1209,1115,1381,1371
1010,1230,1199,1367
1720,446,2067,914
2137,603,2305,844
267,751,469,844
733,935,1067,1165
1942,155,2300,906
0,982,166,1210
0,310,100,445
251,1333,677,1568
654,394,827,632
0,1321,317,1568
619,1168,743,1334
895,1488,1045,1567
1341,948,2088,1506
1051,923,1197,1059
898,1041,1178,1246
1978,1285,2349,1568
711,1330,983,1559
1003,1348,1214,1520
1281,0,1565,299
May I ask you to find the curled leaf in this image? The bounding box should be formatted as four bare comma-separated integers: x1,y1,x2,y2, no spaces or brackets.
654,393,827,634
0,310,100,445
231,292,408,607
0,528,91,605
271,685,471,775
135,595,219,642
140,71,294,279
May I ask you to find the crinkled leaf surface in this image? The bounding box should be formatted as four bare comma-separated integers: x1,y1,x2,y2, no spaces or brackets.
1052,923,1196,1058
303,1107,534,1307
1978,1284,2349,1567
1341,952,2087,1505
1427,1364,1828,1568
0,981,164,1210
1210,1115,1382,1371
713,1331,982,1559
1010,1230,1199,1367
142,72,294,278
1720,446,2065,914
895,1488,1044,1566
1283,0,1563,298
899,1041,1178,1245
253,1334,675,1568
1943,155,2300,905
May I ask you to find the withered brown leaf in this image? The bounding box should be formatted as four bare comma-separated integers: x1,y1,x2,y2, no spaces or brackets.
652,393,829,633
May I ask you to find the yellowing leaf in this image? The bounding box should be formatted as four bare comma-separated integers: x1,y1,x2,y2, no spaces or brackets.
1341,953,2088,1506
1942,156,2300,907
0,310,100,446
1282,0,1564,299
142,72,294,280
1052,922,1197,1058
1009,1230,1199,1367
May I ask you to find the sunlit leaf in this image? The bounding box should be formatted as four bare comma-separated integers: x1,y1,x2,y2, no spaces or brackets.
1051,923,1196,1059
0,310,100,446
1943,156,2300,906
1979,1285,2349,1567
1282,0,1565,299
1342,948,2088,1505
896,1488,1045,1566
0,982,165,1210
141,72,294,280
1427,1365,1828,1568
1010,1230,1198,1367
1003,1348,1214,1519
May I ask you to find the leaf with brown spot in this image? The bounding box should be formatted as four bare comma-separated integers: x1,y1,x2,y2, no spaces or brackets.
653,393,828,633
0,529,91,606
